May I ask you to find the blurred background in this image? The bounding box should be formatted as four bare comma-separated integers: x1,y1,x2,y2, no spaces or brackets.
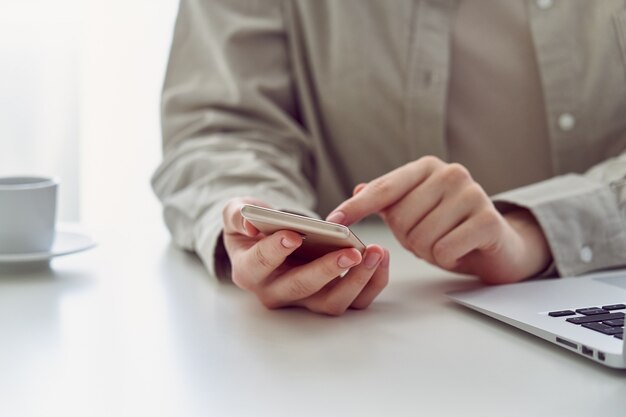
0,0,178,228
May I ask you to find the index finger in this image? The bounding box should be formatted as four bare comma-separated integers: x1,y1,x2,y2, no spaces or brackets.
327,157,442,225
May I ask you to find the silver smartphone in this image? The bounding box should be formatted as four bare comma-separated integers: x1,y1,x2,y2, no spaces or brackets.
240,204,366,261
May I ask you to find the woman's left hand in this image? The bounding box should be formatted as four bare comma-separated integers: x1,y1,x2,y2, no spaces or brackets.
326,156,552,284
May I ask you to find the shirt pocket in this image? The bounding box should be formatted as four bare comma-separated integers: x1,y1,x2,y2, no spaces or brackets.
614,8,626,81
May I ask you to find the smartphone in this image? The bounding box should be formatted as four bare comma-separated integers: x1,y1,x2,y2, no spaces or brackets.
240,204,366,261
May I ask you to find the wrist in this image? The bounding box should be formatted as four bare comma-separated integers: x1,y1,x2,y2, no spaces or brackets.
504,209,552,278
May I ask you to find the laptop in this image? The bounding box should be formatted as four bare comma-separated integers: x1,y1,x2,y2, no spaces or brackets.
448,269,626,369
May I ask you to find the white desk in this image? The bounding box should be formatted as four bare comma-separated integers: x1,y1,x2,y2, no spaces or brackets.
1,221,624,417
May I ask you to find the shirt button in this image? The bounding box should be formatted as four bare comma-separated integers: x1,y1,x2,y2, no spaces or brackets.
536,0,554,10
558,113,576,131
580,246,593,263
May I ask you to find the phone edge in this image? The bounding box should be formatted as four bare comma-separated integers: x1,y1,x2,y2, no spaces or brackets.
240,205,350,239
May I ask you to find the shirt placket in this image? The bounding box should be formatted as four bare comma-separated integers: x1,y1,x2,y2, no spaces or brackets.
528,0,588,175
405,0,457,161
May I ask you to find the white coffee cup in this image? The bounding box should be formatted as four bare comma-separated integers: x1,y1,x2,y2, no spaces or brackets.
0,176,58,254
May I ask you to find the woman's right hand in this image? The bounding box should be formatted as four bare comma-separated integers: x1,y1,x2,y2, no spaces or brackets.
221,197,390,316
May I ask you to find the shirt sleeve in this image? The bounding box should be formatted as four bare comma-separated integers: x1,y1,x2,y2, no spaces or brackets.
151,0,317,279
492,146,626,277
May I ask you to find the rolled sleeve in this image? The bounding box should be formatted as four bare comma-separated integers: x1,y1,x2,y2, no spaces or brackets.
492,174,626,277
152,0,318,280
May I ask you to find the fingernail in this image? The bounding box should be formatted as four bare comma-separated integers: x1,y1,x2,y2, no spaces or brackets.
326,211,346,224
353,183,367,195
243,220,258,236
364,252,382,269
337,255,358,268
281,237,299,249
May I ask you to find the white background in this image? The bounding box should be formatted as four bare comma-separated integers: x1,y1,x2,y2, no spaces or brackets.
0,0,179,227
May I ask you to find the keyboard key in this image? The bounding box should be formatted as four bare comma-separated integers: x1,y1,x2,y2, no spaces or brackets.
566,312,625,325
575,307,609,316
548,310,576,317
582,322,625,335
602,304,626,311
615,333,624,340
602,319,624,327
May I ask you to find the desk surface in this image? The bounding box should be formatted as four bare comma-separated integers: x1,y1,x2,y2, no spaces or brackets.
0,221,624,417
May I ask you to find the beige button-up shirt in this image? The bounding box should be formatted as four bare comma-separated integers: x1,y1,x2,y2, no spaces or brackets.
153,0,626,279
447,0,553,194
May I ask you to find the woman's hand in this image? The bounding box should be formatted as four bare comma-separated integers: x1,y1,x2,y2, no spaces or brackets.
326,157,552,284
221,197,390,315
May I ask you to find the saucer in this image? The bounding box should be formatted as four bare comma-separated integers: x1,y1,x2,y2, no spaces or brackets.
0,227,96,264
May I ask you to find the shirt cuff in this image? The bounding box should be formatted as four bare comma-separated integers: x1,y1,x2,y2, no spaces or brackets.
492,174,626,277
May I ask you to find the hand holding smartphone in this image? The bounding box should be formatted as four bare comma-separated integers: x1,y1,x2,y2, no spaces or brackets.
240,204,366,261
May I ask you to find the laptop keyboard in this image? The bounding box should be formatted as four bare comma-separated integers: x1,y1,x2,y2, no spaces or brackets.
549,304,625,340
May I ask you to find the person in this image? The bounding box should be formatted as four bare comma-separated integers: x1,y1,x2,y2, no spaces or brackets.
152,0,626,315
